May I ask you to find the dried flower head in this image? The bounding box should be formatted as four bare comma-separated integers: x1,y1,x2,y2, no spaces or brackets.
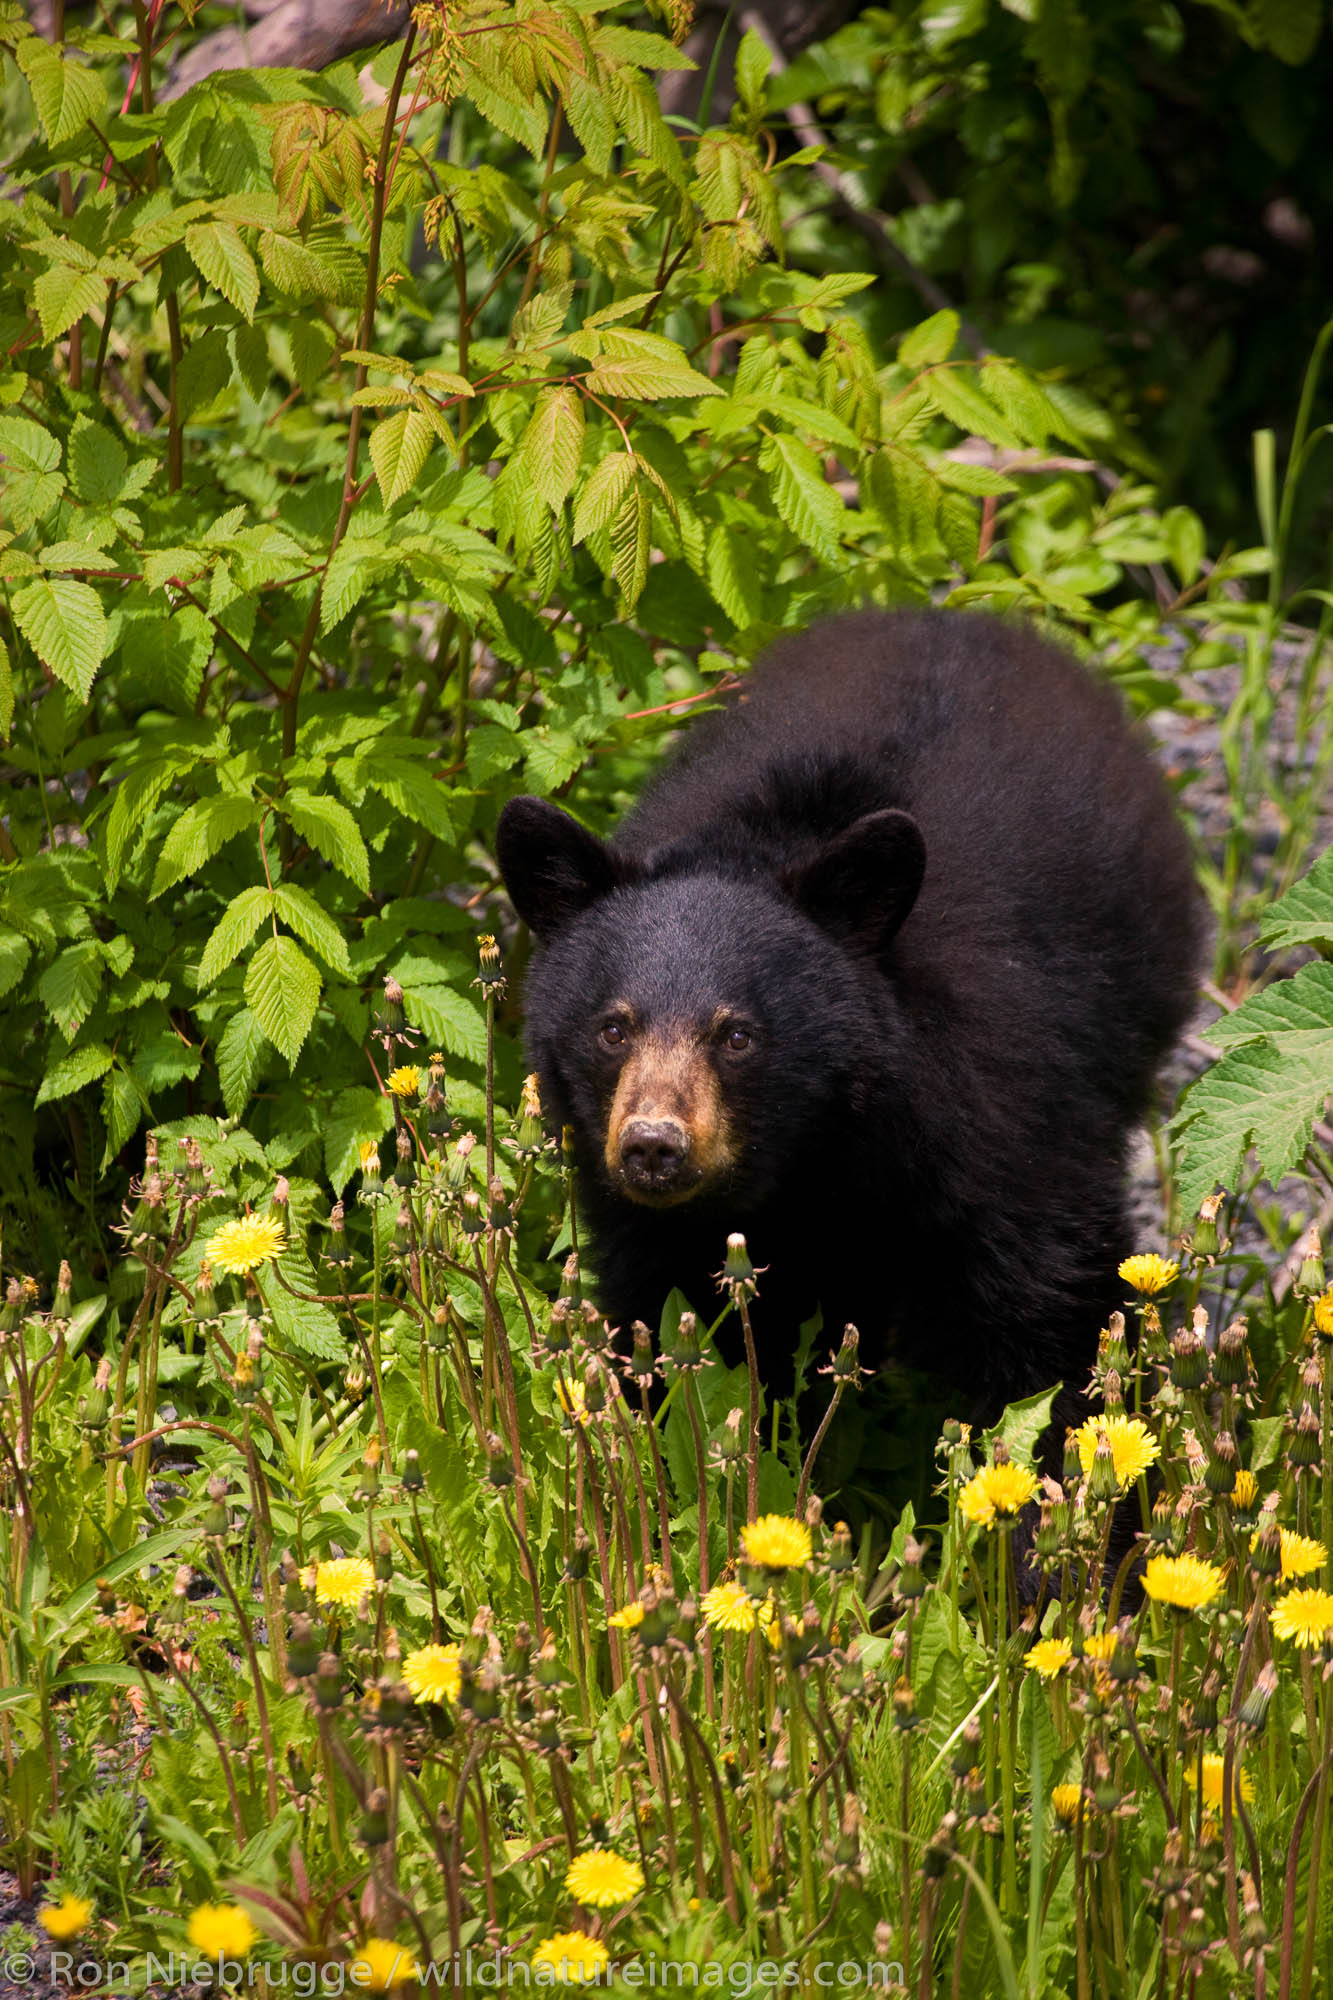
206,1214,286,1276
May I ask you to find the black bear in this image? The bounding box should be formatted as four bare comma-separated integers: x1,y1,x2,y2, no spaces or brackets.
496,609,1203,1438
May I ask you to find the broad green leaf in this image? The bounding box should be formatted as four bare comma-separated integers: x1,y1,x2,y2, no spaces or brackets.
324,1085,392,1194
68,418,129,506
398,977,486,1064
291,320,336,395
197,885,274,986
610,479,652,608
264,1247,345,1361
368,408,434,507
273,883,351,976
283,789,370,893
35,1040,114,1106
900,310,960,371
1173,1036,1328,1215
38,939,105,1038
519,386,585,511
150,793,260,899
16,37,105,143
103,752,199,890
927,367,1022,450
760,432,844,564
101,1063,143,1166
11,577,107,700
216,1005,267,1117
707,523,762,628
1207,960,1333,1052
734,26,771,111
184,219,260,320
244,933,321,1066
0,927,30,999
573,451,637,541
1256,853,1333,955
34,264,106,344
585,329,723,402
176,329,232,421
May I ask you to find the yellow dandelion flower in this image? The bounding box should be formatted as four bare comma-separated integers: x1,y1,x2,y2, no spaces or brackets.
1051,1784,1084,1825
38,1895,93,1942
206,1214,286,1276
387,1066,421,1099
565,1849,645,1908
957,1461,1040,1530
1274,1530,1327,1583
530,1932,609,1984
1270,1586,1333,1649
1025,1637,1073,1679
312,1556,375,1609
401,1643,461,1705
359,1140,380,1168
1080,1631,1117,1664
701,1580,761,1633
1184,1754,1254,1808
557,1378,590,1427
1312,1289,1333,1338
757,1594,782,1651
608,1603,644,1631
349,1939,414,1991
1142,1552,1223,1612
188,1906,258,1958
740,1515,812,1570
1073,1414,1160,1489
1232,1469,1259,1510
1118,1253,1179,1295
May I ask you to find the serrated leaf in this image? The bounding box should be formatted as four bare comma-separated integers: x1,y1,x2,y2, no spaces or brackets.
101,1063,143,1166
35,1040,113,1106
519,386,584,511
283,788,370,892
368,408,434,507
398,979,486,1063
11,576,107,700
150,793,260,900
244,933,321,1066
16,37,105,143
927,367,1022,449
103,751,199,890
1208,960,1333,1051
217,1005,267,1117
197,885,274,986
610,479,652,609
760,431,844,564
320,536,397,632
38,939,104,1038
899,310,960,371
734,26,771,111
184,219,260,320
1172,1037,1329,1216
572,451,637,541
34,263,106,344
291,320,336,395
273,883,351,976
585,329,723,402
264,1247,345,1360
360,757,453,843
176,328,232,421
1258,854,1333,954
324,1084,391,1194
0,927,30,999
706,522,762,628
68,419,129,506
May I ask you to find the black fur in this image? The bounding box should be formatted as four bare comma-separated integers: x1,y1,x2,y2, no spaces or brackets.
497,609,1204,1439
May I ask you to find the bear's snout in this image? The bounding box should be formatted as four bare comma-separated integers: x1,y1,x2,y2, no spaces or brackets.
617,1117,693,1196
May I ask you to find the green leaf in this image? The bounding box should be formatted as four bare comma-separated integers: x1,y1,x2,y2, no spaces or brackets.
734,26,771,111
273,883,351,976
760,432,844,564
34,263,106,344
1207,959,1333,1052
518,386,585,511
16,37,105,143
397,977,486,1064
68,418,129,506
197,885,274,986
899,309,960,370
291,321,337,394
176,329,233,421
0,927,30,999
610,479,652,609
360,757,454,844
184,220,261,321
244,933,321,1067
706,522,763,628
264,1247,345,1361
324,1084,391,1194
38,939,105,1038
283,789,370,893
35,1040,114,1106
1258,853,1333,954
927,367,1022,450
573,451,637,541
0,638,11,743
150,793,260,899
1173,1036,1328,1216
11,577,107,701
101,1063,143,1166
368,408,434,508
216,1005,267,1117
103,752,200,890
584,329,723,402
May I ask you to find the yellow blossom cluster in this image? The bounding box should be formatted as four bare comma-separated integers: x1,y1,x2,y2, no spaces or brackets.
402,1643,462,1705
957,1461,1039,1529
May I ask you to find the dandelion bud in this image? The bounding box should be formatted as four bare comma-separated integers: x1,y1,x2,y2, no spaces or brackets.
534,1705,562,1753
826,1520,856,1573
1035,1503,1061,1562
991,1437,1010,1466
95,1579,117,1621
837,1645,866,1698
625,1322,657,1389
564,1534,591,1583
0,1278,22,1334
428,1303,452,1352
445,1132,476,1194
313,1651,344,1709
1249,1511,1282,1579
639,1592,676,1651
896,1536,928,1599
52,1259,73,1322
720,1232,759,1301
346,1364,367,1402
487,1178,513,1234
874,1921,895,1960
1170,1324,1209,1391
374,975,405,1036
228,1700,250,1752
1062,1429,1083,1485
941,1418,965,1446
1204,1429,1237,1496
1287,1400,1322,1469
401,1448,424,1495
767,1739,791,1801
359,1786,391,1846
476,933,505,991
835,1792,862,1868
951,1717,981,1779
1091,1752,1120,1812
828,1323,865,1383
1088,1434,1121,1506
373,1531,393,1585
1214,1316,1250,1388
1295,1224,1325,1300
1241,1872,1268,1954
1148,1494,1178,1550
962,1769,990,1822
458,1190,485,1240
664,1310,705,1373
359,1142,383,1200
1100,1312,1131,1375
1191,1191,1225,1262
892,1676,921,1731
78,1356,112,1432
1102,1369,1124,1414
484,1434,515,1489
581,1364,606,1417
1108,1623,1139,1683
1190,1670,1220,1734
1301,1352,1323,1395
512,1074,543,1157
923,1810,956,1880
1238,1661,1277,1735
288,1614,320,1680
158,1565,190,1632
204,1474,231,1539
232,1350,260,1406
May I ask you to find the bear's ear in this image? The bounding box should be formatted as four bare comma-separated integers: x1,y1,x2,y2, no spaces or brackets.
497,797,629,939
783,808,926,951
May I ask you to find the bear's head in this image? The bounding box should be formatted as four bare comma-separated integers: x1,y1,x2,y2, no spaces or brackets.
496,797,926,1211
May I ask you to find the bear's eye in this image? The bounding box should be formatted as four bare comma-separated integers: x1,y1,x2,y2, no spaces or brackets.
723,1025,752,1052
599,1020,627,1049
